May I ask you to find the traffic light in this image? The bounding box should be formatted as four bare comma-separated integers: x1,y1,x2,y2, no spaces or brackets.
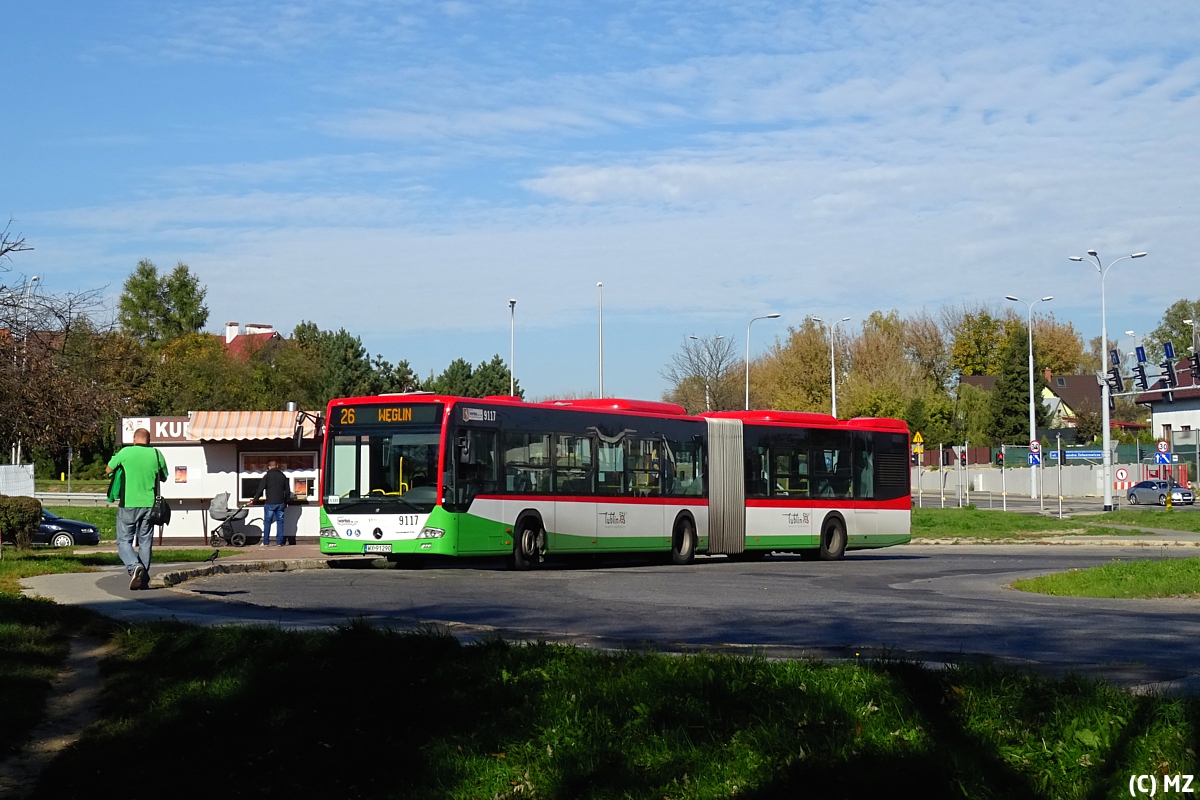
1161,360,1178,389
1190,352,1200,379
1106,368,1124,394
1134,363,1149,392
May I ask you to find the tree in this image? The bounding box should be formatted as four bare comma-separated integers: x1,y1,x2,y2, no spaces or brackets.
661,334,740,413
990,326,1049,445
840,311,923,420
750,319,836,413
952,382,995,445
903,310,952,388
1031,314,1086,376
118,260,209,345
423,355,521,398
1148,298,1200,363
469,354,521,398
0,218,32,268
946,306,1014,376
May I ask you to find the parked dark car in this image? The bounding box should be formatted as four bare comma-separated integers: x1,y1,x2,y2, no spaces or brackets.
1127,480,1195,506
35,510,101,547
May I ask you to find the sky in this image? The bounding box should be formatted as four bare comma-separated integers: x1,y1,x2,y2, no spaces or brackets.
4,1,1199,401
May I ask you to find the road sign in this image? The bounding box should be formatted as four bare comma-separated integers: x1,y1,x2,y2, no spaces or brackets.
1028,453,1041,466
1165,341,1176,360
1049,450,1103,460
1109,348,1121,367
1136,345,1147,363
1157,439,1171,454
1155,452,1172,465
1115,467,1129,481
1029,440,1041,454
912,443,924,455
912,432,924,444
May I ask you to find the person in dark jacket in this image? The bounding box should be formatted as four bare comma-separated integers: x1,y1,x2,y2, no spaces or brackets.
250,460,290,546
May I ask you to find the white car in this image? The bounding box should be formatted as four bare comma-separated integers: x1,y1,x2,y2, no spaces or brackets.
1127,480,1195,506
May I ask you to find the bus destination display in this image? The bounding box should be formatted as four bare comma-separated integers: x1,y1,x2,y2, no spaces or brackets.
333,404,441,427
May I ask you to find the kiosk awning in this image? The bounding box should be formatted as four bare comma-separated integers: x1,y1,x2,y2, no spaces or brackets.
186,411,319,441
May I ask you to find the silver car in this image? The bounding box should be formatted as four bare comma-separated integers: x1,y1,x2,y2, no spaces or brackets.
1127,480,1195,506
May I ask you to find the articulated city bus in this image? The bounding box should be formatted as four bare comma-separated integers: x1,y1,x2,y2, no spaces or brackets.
318,395,910,566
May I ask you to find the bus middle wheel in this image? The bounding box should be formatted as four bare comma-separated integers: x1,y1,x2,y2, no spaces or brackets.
819,517,846,561
671,516,695,565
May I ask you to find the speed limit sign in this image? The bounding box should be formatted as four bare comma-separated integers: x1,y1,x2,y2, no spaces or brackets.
1157,439,1171,454
1029,440,1041,454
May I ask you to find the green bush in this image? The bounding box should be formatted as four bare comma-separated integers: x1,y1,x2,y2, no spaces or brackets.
0,496,43,550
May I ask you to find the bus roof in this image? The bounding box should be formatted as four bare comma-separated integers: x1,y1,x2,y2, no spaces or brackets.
703,409,908,433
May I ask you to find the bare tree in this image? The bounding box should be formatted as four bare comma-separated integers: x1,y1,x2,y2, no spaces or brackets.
662,334,740,413
0,218,32,269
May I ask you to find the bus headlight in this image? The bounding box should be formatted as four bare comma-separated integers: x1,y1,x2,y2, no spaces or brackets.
321,527,339,539
417,527,445,539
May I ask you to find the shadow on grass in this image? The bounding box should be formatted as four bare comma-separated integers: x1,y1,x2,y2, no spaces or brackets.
24,623,1200,800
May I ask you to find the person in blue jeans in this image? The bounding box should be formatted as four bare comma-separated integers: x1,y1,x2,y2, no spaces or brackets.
105,427,168,589
249,460,290,545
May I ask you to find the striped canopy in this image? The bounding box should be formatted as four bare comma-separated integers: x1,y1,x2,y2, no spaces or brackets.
186,411,319,441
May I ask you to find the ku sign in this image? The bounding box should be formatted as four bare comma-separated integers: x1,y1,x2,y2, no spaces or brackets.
121,416,191,444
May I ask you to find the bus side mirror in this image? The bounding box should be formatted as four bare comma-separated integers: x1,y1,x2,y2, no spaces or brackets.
458,434,474,464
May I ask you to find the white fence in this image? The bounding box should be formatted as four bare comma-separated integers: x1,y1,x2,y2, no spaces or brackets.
0,465,35,497
912,464,1105,499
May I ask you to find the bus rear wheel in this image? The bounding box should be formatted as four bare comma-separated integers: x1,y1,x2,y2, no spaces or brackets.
819,517,846,561
671,517,696,565
512,518,545,570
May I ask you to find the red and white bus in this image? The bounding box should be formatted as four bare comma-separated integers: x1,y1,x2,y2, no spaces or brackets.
318,395,910,566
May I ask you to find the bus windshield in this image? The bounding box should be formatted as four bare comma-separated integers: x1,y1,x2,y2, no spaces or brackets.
324,428,441,513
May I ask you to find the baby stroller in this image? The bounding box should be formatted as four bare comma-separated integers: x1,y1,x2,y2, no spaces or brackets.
208,492,250,547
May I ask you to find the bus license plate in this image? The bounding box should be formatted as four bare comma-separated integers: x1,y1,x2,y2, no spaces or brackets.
364,544,392,553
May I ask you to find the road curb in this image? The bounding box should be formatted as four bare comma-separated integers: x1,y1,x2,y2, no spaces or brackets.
153,558,346,588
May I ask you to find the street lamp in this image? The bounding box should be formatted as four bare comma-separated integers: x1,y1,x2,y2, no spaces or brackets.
596,282,604,397
1184,319,1198,384
508,299,516,397
690,334,725,411
1005,294,1053,499
745,313,781,410
809,315,851,417
1069,249,1147,511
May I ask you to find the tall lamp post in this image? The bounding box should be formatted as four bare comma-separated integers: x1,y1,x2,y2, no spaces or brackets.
597,282,604,397
508,299,517,396
1070,249,1147,511
15,276,38,466
1184,319,1198,383
745,313,780,409
1005,294,1053,499
690,334,725,411
809,315,850,417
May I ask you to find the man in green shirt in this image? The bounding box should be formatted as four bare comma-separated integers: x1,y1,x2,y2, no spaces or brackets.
106,427,168,590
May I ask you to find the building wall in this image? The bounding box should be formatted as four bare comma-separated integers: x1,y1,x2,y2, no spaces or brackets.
1151,398,1200,439
154,442,322,543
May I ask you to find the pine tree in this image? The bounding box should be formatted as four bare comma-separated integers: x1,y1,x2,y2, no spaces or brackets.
991,326,1049,445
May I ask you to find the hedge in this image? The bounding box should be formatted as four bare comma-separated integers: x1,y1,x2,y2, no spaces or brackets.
0,495,43,549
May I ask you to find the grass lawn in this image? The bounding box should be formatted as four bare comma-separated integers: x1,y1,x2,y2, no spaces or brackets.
43,505,117,541
21,624,1198,799
1098,509,1200,534
34,479,110,493
1014,557,1200,599
912,507,1152,539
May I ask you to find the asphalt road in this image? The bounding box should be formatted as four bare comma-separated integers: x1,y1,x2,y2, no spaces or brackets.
142,545,1200,687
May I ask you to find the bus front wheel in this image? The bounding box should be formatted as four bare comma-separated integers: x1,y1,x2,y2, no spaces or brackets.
671,517,696,565
819,517,846,561
512,518,545,569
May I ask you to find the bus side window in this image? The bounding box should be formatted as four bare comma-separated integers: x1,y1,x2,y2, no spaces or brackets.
744,443,770,498
664,438,704,497
596,439,625,495
626,438,661,497
503,432,552,494
555,435,593,495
